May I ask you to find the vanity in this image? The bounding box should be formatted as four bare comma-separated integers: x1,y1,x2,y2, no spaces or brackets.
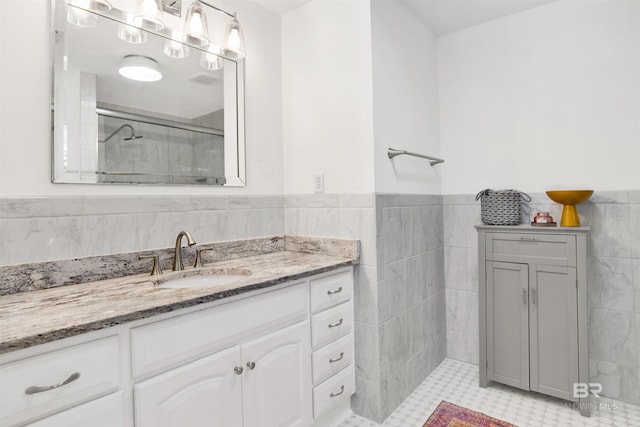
0,237,358,427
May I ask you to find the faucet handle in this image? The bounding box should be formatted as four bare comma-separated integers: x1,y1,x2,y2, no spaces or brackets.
139,255,163,276
194,248,215,268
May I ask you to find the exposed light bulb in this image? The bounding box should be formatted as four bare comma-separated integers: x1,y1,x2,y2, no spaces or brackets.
188,11,204,34
182,1,209,47
227,28,241,53
222,16,245,59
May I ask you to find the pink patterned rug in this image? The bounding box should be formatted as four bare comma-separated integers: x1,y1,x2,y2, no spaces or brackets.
423,401,518,427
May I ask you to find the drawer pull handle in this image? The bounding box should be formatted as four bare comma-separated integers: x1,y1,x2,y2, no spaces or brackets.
329,352,345,363
246,362,256,370
519,237,537,242
327,287,343,295
234,367,244,375
328,318,344,328
25,372,80,395
330,385,345,398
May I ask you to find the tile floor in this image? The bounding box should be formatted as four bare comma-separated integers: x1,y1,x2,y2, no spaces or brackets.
340,359,640,427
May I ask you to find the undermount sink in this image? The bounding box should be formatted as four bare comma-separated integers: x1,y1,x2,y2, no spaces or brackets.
157,268,252,289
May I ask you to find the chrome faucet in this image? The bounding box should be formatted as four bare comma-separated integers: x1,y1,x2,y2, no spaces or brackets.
173,231,196,271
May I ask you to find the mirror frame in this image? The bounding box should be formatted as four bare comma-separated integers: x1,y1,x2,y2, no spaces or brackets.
49,0,247,187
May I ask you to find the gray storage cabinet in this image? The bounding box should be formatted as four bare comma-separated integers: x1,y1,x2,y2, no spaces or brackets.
476,225,590,416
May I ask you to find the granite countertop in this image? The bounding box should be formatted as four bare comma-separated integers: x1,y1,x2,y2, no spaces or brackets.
0,250,358,355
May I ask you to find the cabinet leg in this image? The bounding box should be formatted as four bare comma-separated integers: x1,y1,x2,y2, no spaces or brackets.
578,396,591,417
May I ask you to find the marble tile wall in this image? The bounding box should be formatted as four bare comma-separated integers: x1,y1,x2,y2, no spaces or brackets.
376,194,447,419
442,190,640,406
0,196,284,267
442,194,481,365
285,193,446,422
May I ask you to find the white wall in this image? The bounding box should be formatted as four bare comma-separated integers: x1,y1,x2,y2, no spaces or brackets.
0,0,283,196
438,0,640,194
282,0,375,194
371,0,441,194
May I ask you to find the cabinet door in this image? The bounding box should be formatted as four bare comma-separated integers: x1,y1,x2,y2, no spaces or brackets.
486,261,529,390
529,265,578,402
26,391,126,427
134,346,243,427
241,321,312,427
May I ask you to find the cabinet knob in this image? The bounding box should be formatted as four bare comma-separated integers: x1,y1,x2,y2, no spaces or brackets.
246,362,256,370
25,372,81,395
234,366,244,375
327,287,343,295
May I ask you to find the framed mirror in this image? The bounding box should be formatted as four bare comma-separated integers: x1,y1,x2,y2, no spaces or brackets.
51,0,246,186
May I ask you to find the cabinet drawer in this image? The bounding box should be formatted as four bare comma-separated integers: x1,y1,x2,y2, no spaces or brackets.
131,284,307,379
311,301,352,349
310,270,353,314
0,336,121,426
312,333,353,385
26,391,125,427
312,364,355,419
486,233,576,266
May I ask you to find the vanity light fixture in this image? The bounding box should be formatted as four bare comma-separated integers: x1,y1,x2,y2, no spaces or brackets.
66,5,98,27
222,16,245,59
200,44,223,70
133,0,165,31
184,1,246,59
66,0,112,28
66,0,112,12
118,21,149,44
118,55,163,82
164,31,191,58
182,1,210,47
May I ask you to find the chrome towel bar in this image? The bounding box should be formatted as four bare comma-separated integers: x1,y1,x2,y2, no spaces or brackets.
387,148,444,166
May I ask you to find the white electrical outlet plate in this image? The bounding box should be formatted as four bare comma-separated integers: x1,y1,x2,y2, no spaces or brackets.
314,172,324,193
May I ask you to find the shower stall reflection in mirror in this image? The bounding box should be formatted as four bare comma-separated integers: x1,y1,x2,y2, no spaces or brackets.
96,111,226,185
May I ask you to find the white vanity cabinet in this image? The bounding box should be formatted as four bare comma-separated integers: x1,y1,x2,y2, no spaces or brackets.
26,391,126,427
134,346,244,427
308,270,356,425
0,335,123,427
0,266,355,427
134,321,312,427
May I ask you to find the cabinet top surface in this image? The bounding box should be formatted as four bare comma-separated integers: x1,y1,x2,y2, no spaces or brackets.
475,224,590,234
0,250,357,355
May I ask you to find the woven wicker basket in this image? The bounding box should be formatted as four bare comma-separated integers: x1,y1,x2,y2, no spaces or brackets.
475,189,531,225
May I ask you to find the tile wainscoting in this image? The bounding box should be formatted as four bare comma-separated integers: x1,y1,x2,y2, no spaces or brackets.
285,194,446,422
0,196,285,266
443,190,640,406
3,190,634,418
